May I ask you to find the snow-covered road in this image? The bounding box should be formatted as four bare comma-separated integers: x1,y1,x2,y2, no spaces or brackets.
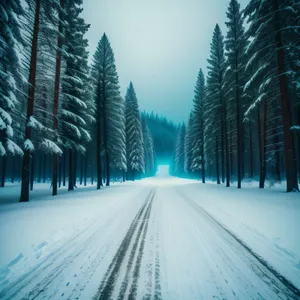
0,179,300,300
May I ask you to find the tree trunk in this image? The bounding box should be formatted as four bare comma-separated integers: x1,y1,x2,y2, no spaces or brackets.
96,111,102,190
63,150,66,186
220,104,225,184
249,122,254,178
30,153,35,191
230,125,234,178
11,157,15,184
73,151,77,187
201,145,205,184
273,0,299,191
43,154,46,183
52,0,64,196
1,155,6,187
80,153,83,185
258,102,267,189
58,156,62,188
298,110,300,182
104,150,110,186
216,137,220,184
91,166,94,185
273,125,281,181
224,102,230,187
235,62,242,189
38,154,42,183
20,0,41,202
84,154,87,186
68,149,73,191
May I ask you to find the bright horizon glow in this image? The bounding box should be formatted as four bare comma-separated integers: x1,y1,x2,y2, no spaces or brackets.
155,165,170,178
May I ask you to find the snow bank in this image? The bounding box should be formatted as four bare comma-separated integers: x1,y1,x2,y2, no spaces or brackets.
0,182,143,293
177,181,300,288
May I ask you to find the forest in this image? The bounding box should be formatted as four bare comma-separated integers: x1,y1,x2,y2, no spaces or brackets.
0,0,300,205
171,0,300,192
0,0,159,202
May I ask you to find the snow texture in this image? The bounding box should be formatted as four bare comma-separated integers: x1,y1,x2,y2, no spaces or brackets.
0,170,299,299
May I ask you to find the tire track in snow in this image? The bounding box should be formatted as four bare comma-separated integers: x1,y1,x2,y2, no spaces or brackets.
0,188,149,300
94,188,155,300
126,191,154,300
175,187,300,300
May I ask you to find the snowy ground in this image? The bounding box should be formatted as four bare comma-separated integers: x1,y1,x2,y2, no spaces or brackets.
0,167,299,299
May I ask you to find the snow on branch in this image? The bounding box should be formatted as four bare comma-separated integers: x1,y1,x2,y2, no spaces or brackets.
24,139,35,152
7,140,23,156
291,126,300,132
40,139,63,155
27,116,44,130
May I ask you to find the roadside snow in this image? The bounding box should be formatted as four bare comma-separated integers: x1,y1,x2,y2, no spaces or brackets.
0,170,299,297
176,181,300,288
0,182,144,294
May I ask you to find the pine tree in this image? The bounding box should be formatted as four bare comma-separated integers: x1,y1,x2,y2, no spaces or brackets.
175,124,186,176
19,0,64,201
206,24,229,186
184,112,195,175
244,0,299,192
19,0,42,202
60,0,92,191
125,82,144,180
0,0,24,187
191,69,205,183
52,0,65,196
224,0,248,189
142,118,155,177
92,34,124,187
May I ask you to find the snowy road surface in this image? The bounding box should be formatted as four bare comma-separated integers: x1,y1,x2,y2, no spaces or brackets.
0,179,300,299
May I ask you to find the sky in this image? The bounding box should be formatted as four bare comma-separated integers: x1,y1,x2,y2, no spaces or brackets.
82,0,249,124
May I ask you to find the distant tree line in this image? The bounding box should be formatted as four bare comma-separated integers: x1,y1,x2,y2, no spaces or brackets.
141,112,178,164
0,0,156,201
171,0,300,192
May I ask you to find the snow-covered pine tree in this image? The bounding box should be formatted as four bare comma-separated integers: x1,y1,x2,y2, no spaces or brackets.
191,69,206,183
52,0,65,196
0,0,24,187
19,0,42,202
125,82,144,180
110,95,127,179
142,117,155,177
224,0,248,189
184,112,195,176
92,33,125,187
60,0,92,191
175,123,186,176
244,0,299,192
206,24,229,186
19,0,65,201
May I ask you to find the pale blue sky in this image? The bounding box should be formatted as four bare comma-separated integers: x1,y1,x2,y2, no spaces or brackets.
83,0,248,123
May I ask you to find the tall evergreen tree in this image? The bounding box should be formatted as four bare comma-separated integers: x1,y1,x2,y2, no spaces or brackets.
125,82,144,180
206,24,229,186
184,112,195,175
142,118,155,177
244,0,299,192
19,0,42,202
175,123,186,176
191,69,206,183
52,0,65,196
60,0,92,191
92,33,124,187
224,0,248,189
0,0,24,187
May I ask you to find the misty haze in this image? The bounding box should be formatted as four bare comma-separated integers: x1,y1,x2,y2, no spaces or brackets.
0,0,299,299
